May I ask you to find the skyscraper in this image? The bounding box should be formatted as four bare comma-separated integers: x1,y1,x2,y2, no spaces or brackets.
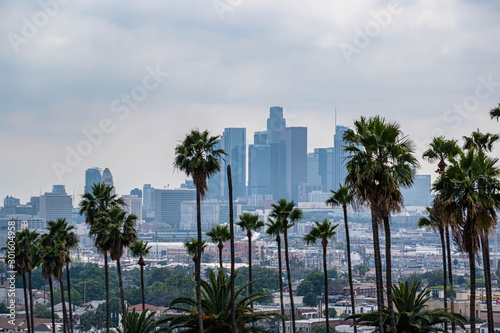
40,185,73,224
222,128,246,199
282,127,307,202
266,106,286,144
130,188,142,198
102,168,115,194
142,184,155,220
248,144,271,196
331,125,349,191
122,194,142,221
400,175,432,207
154,188,196,229
85,167,101,194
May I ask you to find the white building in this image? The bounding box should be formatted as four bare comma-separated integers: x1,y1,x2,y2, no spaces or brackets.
180,200,220,231
39,186,73,224
122,195,142,221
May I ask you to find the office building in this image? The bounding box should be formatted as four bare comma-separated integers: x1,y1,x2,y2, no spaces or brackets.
130,188,142,198
282,127,307,202
102,168,115,194
39,185,73,224
85,167,101,194
401,175,432,207
3,196,20,216
248,144,271,196
154,188,196,228
122,194,142,221
222,128,246,199
331,125,350,191
180,200,220,231
142,184,155,220
266,106,286,144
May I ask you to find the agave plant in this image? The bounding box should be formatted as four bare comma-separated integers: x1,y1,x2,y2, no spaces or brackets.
348,281,466,332
167,269,279,332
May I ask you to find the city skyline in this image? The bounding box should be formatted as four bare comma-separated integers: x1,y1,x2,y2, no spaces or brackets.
2,1,500,203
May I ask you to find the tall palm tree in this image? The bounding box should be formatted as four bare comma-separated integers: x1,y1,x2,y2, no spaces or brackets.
174,129,226,333
270,199,303,333
435,148,500,333
91,207,138,333
303,219,338,333
326,185,357,333
266,217,287,332
130,240,152,311
422,135,460,333
79,183,125,333
184,238,208,264
45,218,79,333
236,212,264,306
227,164,236,333
343,116,418,333
490,102,500,121
462,130,499,333
206,225,230,270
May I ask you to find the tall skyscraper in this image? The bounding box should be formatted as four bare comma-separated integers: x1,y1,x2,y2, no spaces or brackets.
400,175,432,207
266,106,286,144
130,188,142,198
102,168,115,194
154,188,196,228
207,139,223,200
282,127,307,202
142,184,155,220
248,144,271,196
122,194,142,221
85,167,101,194
40,185,73,224
222,128,246,199
331,125,350,191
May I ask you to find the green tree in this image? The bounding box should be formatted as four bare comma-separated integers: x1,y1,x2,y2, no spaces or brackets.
79,183,125,333
326,185,356,333
348,281,466,332
266,217,288,331
344,116,418,333
236,212,264,308
91,207,138,333
490,102,500,121
0,303,8,314
270,199,303,333
303,292,317,307
312,324,336,333
323,308,337,319
304,219,338,333
353,264,369,277
206,225,230,270
174,129,226,333
33,304,58,319
130,240,151,310
167,270,277,332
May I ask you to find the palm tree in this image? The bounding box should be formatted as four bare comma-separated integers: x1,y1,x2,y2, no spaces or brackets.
3,230,34,333
130,240,152,311
435,148,500,332
91,207,138,333
269,199,303,333
184,238,208,264
490,102,500,121
326,185,357,333
206,225,230,270
45,218,79,333
343,116,418,333
79,183,125,333
236,212,264,306
115,310,169,333
167,269,278,332
266,217,287,332
174,129,226,333
227,164,236,333
422,135,460,333
418,205,448,328
303,219,338,333
348,281,466,332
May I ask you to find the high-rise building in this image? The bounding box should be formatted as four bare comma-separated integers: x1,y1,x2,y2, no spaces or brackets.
52,185,66,194
142,184,155,220
85,167,102,194
400,175,432,207
221,128,246,199
130,188,142,198
180,200,220,231
154,188,196,228
122,195,142,221
331,125,350,191
266,106,286,144
102,168,115,194
3,196,20,216
207,139,224,200
282,127,307,202
40,185,73,224
248,144,271,196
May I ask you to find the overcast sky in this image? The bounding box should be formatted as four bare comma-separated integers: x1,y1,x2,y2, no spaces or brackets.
1,0,500,204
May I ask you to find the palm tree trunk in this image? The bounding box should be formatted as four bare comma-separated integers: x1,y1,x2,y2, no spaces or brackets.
227,165,236,333
446,227,455,333
481,235,494,333
439,227,448,332
277,236,286,333
140,262,145,311
49,278,55,333
116,259,127,333
66,263,74,333
218,244,223,271
248,232,253,309
383,216,397,333
371,211,384,331
195,189,204,333
104,251,110,333
322,243,330,333
60,277,68,333
283,218,296,333
469,250,476,332
28,270,35,333
23,274,31,333
343,204,357,333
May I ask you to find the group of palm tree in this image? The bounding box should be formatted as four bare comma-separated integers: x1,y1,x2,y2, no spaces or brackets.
4,218,79,333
